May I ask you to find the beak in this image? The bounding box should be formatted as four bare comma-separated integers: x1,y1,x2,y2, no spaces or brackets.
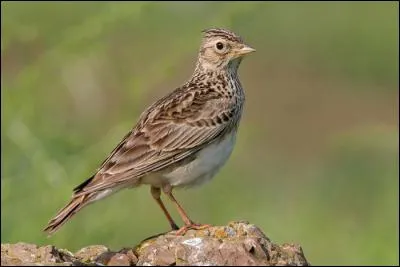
238,44,256,55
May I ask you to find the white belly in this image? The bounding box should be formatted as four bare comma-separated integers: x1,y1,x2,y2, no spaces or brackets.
163,132,236,188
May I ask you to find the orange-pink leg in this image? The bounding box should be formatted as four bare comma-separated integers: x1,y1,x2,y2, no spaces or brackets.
151,186,179,230
162,184,211,235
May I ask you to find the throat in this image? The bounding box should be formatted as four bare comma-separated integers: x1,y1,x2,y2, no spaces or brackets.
227,57,242,75
193,57,242,77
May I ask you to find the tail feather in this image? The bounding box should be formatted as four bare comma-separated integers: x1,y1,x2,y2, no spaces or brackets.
73,175,94,193
43,195,90,235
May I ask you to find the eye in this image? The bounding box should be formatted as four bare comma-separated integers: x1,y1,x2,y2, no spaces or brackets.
216,42,224,50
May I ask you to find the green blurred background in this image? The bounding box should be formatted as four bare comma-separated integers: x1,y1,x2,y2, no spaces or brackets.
1,1,399,265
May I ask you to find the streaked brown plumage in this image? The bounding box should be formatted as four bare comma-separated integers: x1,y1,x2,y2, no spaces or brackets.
44,28,255,235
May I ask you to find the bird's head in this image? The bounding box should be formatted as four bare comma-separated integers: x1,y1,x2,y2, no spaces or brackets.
196,28,255,72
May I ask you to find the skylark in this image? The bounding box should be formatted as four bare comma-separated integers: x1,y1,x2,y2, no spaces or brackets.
44,28,255,235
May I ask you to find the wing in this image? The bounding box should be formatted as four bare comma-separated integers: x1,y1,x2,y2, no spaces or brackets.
74,85,238,195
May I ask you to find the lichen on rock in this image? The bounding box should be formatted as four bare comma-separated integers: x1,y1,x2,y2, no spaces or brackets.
1,221,310,266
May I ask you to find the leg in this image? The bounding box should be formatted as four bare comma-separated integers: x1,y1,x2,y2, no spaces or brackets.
150,186,179,230
162,184,211,235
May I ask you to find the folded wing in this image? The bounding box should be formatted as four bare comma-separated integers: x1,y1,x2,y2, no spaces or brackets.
74,86,237,195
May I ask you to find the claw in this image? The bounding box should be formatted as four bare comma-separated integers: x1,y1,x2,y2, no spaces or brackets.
175,223,212,236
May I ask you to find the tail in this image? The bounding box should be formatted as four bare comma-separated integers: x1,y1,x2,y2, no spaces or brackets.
43,194,91,236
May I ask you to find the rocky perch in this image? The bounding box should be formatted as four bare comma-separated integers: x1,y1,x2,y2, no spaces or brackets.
1,221,310,266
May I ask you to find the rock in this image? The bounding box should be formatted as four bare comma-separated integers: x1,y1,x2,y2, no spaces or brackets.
107,253,133,266
74,245,109,263
135,221,309,266
1,242,79,266
1,221,310,266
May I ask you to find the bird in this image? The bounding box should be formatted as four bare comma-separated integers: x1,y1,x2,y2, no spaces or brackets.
43,28,255,236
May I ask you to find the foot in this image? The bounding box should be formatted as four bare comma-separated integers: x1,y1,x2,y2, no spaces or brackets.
170,222,179,231
175,223,212,236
